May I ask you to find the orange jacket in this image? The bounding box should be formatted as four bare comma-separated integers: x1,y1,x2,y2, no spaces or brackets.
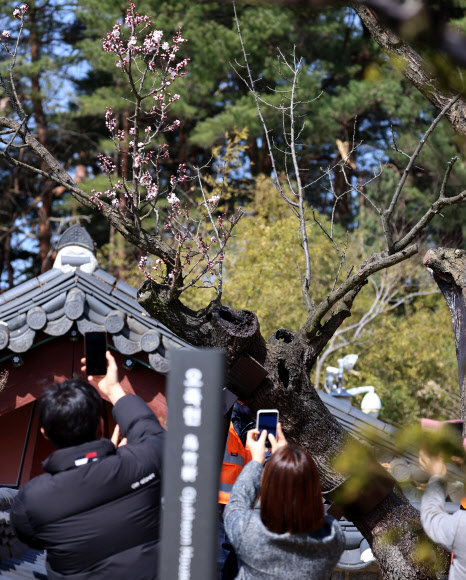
218,423,251,504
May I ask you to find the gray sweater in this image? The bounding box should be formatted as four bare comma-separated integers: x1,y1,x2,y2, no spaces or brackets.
224,460,345,579
421,475,466,579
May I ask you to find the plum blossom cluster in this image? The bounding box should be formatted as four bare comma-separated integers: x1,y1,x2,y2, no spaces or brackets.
95,2,191,220
1,4,28,52
0,30,11,53
97,154,116,174
13,4,28,19
138,255,168,281
142,189,235,286
89,2,238,292
102,1,188,78
89,180,125,209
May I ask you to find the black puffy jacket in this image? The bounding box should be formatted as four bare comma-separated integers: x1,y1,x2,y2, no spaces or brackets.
11,394,165,580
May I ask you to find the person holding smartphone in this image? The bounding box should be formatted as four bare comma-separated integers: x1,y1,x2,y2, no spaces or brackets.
224,424,344,579
10,351,165,580
419,448,466,579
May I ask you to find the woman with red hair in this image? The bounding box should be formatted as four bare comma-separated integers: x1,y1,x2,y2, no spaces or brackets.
224,424,344,579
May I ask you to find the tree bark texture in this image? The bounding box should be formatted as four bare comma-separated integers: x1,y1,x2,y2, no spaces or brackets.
423,247,466,430
138,282,449,579
353,4,466,137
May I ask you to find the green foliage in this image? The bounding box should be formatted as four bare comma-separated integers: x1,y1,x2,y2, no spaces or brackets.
332,285,459,425
396,422,464,463
187,159,460,426
185,174,350,339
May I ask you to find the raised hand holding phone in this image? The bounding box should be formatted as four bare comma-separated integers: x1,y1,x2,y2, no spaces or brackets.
81,351,126,406
246,429,268,465
419,448,447,478
268,422,287,454
256,409,279,448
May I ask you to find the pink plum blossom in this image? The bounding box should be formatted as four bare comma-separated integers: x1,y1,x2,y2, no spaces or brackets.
167,192,180,205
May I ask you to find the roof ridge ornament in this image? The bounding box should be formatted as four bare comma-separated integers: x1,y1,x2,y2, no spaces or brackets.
53,225,99,274
56,225,95,252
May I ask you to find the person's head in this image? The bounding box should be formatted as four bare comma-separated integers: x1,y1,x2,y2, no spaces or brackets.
260,443,325,535
39,379,103,449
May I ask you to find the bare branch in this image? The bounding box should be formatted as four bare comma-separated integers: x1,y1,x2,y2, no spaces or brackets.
353,3,466,137
383,96,460,250
302,244,419,340
286,49,314,313
196,166,225,301
232,3,299,210
394,160,464,253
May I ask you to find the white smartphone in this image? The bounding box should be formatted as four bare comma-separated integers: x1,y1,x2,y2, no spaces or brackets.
256,409,279,448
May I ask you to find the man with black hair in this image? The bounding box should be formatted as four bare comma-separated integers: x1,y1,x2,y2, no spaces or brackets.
10,352,165,580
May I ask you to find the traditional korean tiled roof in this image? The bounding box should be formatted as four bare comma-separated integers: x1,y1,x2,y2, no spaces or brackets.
0,227,187,372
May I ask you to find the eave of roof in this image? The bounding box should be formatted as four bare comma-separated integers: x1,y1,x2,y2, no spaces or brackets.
0,267,190,373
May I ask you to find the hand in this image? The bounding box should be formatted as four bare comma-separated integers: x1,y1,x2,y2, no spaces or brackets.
246,429,267,466
419,448,447,478
81,351,126,406
268,422,287,454
111,425,128,448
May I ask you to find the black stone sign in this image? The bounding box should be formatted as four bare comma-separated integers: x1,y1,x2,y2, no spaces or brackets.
159,348,224,580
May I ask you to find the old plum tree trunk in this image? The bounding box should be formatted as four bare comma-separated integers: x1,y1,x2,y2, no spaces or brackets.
424,248,466,430
139,281,449,580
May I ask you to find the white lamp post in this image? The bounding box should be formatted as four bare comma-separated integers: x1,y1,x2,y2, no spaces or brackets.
325,366,339,392
339,354,359,372
326,354,359,395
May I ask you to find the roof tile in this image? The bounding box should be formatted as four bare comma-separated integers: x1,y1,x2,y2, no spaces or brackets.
111,287,137,304
0,278,40,303
86,295,112,317
40,294,67,314
93,268,116,286
37,268,64,284
0,288,43,317
76,269,112,294
115,279,138,298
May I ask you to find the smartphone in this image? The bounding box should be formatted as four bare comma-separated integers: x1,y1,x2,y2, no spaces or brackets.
256,409,279,448
84,331,107,376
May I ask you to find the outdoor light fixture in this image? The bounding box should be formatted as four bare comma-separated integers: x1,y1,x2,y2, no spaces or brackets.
336,354,359,390
326,354,359,394
339,354,359,372
326,355,382,416
326,366,353,397
123,357,135,371
11,354,23,368
346,386,382,418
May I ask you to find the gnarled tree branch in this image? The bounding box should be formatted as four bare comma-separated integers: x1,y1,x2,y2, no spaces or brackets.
353,4,466,137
